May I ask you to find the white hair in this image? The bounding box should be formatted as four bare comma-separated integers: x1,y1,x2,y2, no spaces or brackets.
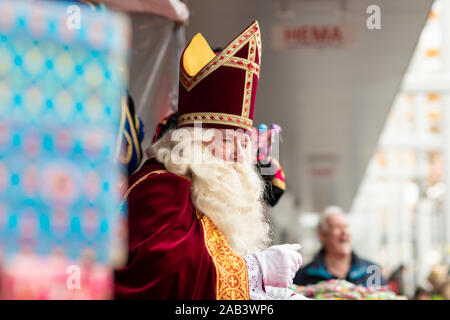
318,205,346,234
147,127,271,256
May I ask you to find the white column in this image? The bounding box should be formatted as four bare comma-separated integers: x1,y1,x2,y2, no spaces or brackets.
416,199,433,286
440,0,450,266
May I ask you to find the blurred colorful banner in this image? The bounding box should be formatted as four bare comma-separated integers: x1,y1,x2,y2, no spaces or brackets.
0,0,130,299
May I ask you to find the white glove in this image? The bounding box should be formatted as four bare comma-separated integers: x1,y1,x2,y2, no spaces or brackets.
252,244,303,288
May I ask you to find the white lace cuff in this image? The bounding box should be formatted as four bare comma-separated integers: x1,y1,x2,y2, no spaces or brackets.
244,255,267,300
265,286,310,300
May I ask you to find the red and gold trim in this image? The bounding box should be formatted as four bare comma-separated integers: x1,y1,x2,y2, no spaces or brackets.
178,112,253,131
240,32,259,118
198,213,250,300
222,58,260,76
120,169,192,210
120,169,168,207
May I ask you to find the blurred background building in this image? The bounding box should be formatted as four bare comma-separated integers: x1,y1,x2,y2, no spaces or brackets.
349,0,450,297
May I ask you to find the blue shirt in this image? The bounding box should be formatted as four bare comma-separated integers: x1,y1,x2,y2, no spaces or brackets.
294,249,387,287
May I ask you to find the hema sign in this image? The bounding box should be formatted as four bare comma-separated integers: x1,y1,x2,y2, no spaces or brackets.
271,23,357,50
270,5,383,50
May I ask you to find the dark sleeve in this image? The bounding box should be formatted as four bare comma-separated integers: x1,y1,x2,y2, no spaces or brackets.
256,160,285,207
293,265,312,286
263,180,285,207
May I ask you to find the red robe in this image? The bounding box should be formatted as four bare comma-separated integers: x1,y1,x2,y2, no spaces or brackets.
114,159,249,300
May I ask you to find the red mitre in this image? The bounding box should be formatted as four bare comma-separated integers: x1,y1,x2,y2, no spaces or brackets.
178,20,262,132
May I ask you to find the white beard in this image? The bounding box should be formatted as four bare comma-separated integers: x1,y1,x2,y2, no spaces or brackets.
148,128,271,256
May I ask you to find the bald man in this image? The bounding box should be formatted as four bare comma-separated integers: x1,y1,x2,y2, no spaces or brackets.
294,206,387,287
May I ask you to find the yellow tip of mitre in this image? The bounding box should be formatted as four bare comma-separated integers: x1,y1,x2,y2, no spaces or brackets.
182,33,216,77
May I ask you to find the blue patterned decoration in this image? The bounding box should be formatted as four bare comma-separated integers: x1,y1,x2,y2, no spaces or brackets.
0,0,130,264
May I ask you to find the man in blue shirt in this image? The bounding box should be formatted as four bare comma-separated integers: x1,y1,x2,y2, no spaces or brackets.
294,206,387,287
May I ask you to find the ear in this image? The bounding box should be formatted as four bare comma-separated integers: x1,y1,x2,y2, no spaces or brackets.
318,231,326,243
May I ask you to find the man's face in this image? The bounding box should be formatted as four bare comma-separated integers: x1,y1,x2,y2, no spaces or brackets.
205,129,250,163
320,214,352,256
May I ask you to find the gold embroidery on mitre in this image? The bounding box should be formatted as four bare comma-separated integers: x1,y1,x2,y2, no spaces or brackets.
199,214,249,300
241,37,258,118
180,21,262,93
177,112,253,131
222,58,260,78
